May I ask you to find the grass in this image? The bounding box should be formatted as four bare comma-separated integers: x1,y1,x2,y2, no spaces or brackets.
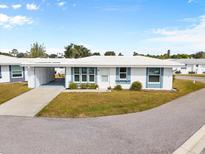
0,82,31,105
176,74,205,77
38,79,205,118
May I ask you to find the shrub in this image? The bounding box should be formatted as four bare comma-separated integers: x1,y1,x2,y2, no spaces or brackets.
107,86,112,90
175,70,181,74
130,81,142,91
69,82,77,89
113,85,122,90
80,83,98,89
80,83,87,89
189,71,196,74
87,83,98,89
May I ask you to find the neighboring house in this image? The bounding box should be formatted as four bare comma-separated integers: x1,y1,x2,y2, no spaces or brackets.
0,55,27,83
0,55,182,90
169,59,205,74
21,56,181,90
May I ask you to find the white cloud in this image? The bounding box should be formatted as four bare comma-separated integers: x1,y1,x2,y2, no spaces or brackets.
58,1,66,7
187,0,195,3
11,4,22,9
0,4,8,9
0,13,33,28
148,15,205,50
26,3,39,10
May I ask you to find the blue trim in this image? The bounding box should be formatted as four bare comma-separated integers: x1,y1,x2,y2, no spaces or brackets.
127,67,131,81
160,68,164,88
0,65,1,78
115,80,131,84
146,67,163,89
116,67,120,81
71,67,73,82
95,67,97,83
9,65,25,82
146,68,149,88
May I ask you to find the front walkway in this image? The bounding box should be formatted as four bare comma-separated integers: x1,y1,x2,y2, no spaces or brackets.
0,87,63,117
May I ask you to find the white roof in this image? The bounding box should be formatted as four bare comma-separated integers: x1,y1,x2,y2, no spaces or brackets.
66,56,183,67
0,55,21,65
0,55,182,68
169,59,205,65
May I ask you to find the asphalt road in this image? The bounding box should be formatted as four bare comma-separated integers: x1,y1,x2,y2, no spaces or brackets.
0,77,205,154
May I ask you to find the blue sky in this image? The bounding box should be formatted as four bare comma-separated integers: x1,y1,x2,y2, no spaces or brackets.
0,0,205,55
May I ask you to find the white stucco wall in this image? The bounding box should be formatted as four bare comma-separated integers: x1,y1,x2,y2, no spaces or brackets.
97,67,173,90
65,67,72,88
0,65,10,83
162,68,173,90
24,67,28,81
175,64,205,74
27,67,55,88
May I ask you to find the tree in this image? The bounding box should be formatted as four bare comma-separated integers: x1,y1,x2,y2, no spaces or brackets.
17,52,27,58
28,42,48,58
92,52,101,56
104,51,116,56
133,52,139,56
192,51,205,59
64,43,91,58
49,54,57,58
118,53,123,56
9,49,18,57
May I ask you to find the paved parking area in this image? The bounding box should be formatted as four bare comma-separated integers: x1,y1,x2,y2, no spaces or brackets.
0,87,63,117
0,87,205,153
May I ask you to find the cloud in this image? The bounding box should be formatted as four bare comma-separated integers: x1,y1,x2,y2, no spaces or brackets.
147,15,205,50
57,1,66,7
0,4,8,9
26,3,39,10
11,4,22,9
187,0,195,3
0,13,33,28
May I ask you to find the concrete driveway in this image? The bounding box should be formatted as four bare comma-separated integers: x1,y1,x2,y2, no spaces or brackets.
0,85,205,154
0,87,63,117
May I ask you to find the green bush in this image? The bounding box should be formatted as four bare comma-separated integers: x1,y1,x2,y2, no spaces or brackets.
80,83,87,89
130,81,142,91
87,83,98,89
114,85,122,90
69,82,77,89
189,71,196,74
80,83,98,89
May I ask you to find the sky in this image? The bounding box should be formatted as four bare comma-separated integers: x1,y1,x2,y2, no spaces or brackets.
0,0,205,55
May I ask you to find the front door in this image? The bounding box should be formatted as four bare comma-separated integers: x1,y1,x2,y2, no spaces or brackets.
99,68,110,89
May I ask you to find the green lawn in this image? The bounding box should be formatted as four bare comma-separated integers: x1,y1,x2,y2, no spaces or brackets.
176,74,205,77
0,82,31,105
38,79,205,118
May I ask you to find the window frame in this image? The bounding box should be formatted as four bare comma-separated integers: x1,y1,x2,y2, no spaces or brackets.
11,65,23,79
119,67,127,80
88,67,95,83
148,68,161,84
73,67,96,83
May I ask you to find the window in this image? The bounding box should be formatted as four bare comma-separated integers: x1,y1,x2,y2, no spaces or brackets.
148,68,160,83
73,67,96,83
89,68,95,82
11,65,23,78
119,67,127,79
74,68,80,82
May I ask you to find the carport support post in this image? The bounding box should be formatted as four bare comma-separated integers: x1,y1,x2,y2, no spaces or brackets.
65,67,71,89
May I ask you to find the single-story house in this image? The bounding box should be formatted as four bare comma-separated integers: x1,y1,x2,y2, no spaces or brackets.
169,59,205,74
0,55,182,90
0,55,28,83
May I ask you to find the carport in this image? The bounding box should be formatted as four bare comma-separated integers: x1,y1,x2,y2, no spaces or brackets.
21,58,69,88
